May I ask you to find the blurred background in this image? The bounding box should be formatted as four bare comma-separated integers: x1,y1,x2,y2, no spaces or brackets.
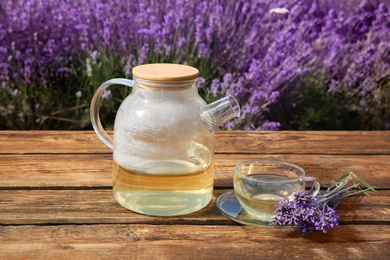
0,0,389,130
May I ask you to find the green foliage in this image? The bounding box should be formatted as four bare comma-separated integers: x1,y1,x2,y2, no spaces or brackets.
318,172,377,208
0,49,222,130
272,75,390,131
1,46,388,131
292,82,363,130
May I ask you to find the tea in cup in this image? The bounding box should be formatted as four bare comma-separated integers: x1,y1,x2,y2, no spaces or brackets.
233,160,320,222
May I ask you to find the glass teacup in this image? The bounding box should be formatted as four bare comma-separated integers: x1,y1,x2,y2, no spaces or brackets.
233,160,320,222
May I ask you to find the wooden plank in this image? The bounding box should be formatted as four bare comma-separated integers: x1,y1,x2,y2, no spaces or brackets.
0,154,112,188
0,224,389,259
215,131,390,155
0,154,388,188
0,131,112,154
214,153,390,188
0,131,389,155
0,189,387,225
0,189,225,225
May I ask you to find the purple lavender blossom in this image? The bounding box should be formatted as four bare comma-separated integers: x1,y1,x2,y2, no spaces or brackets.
209,78,221,98
10,89,21,96
176,37,186,48
272,191,339,233
138,45,149,64
259,120,281,131
123,54,136,76
197,77,206,88
90,51,100,62
101,89,112,100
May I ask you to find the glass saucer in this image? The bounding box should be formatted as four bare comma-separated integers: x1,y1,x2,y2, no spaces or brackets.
216,190,294,228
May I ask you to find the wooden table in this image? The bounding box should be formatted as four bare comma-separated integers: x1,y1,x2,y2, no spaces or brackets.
0,131,389,259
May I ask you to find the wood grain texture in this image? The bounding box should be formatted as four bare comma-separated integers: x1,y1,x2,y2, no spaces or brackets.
0,189,387,225
1,153,389,188
1,130,389,155
0,224,389,259
0,131,389,259
215,130,390,155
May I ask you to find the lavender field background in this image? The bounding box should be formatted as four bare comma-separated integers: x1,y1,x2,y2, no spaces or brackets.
0,0,389,130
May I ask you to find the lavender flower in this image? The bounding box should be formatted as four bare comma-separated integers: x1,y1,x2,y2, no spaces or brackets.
197,77,206,88
10,89,21,96
176,36,186,48
272,172,376,233
272,192,339,233
259,120,281,131
101,89,112,100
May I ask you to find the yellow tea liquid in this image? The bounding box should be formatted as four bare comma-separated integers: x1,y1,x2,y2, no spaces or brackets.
234,190,284,222
112,159,214,216
234,175,299,222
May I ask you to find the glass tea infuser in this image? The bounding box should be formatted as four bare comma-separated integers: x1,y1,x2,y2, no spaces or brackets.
91,63,240,216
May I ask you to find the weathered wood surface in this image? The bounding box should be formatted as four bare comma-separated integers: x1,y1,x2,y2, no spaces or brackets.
1,225,389,260
0,153,389,188
0,189,388,225
1,130,389,154
0,130,389,259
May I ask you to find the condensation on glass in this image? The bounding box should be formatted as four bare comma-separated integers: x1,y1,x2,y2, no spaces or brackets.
91,63,240,216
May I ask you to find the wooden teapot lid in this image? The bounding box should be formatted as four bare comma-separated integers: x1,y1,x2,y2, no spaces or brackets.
132,63,199,82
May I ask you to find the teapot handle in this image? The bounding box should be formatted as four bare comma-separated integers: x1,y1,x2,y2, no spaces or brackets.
90,78,133,150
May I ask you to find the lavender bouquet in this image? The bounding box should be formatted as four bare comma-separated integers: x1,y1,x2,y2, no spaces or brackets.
271,172,377,233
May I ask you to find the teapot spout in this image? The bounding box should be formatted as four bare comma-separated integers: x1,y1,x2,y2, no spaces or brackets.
199,95,240,131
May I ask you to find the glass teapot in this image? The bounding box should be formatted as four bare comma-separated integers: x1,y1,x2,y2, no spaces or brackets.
90,63,240,216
